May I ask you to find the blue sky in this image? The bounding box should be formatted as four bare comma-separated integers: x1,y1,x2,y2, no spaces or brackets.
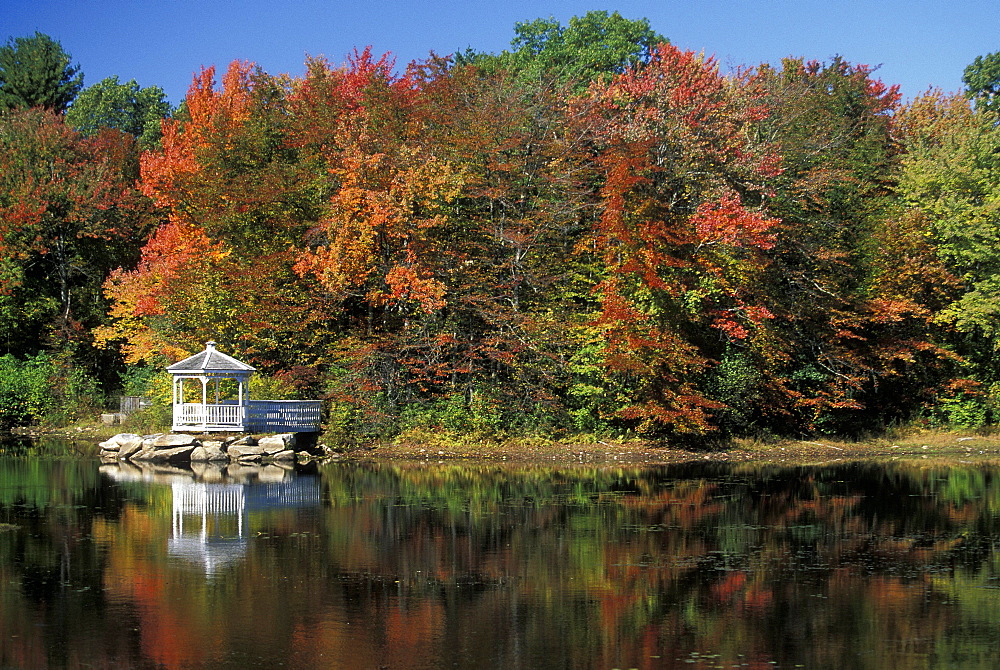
4,0,996,106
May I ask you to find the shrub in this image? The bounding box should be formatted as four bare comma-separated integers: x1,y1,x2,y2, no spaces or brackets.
0,354,103,429
0,355,51,429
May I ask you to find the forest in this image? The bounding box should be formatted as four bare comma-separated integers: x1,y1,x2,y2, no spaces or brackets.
2,12,1000,444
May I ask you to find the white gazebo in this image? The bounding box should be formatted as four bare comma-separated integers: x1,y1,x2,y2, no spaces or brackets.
166,341,322,433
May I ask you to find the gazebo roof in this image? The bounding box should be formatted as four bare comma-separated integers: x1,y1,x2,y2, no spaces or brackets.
166,341,256,374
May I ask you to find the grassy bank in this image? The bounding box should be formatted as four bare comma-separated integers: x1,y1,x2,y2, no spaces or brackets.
338,426,1000,465
12,416,1000,466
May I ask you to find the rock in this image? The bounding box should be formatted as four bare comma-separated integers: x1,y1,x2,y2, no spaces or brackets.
191,444,227,462
257,435,288,454
152,434,200,448
228,444,265,459
139,434,163,449
100,433,144,450
146,445,197,462
258,434,294,454
205,444,228,461
118,438,144,460
108,434,145,459
271,449,296,461
230,435,258,447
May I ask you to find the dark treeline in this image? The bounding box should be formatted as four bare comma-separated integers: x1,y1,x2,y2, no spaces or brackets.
2,14,1000,443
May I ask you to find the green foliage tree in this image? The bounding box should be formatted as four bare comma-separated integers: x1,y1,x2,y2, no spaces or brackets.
896,90,1000,424
0,353,101,428
66,76,172,147
0,32,83,112
898,91,1000,339
459,11,666,90
963,51,1000,114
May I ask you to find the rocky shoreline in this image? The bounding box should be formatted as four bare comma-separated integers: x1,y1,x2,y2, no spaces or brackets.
99,432,322,464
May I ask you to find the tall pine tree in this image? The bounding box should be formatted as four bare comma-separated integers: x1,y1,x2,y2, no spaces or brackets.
0,32,83,112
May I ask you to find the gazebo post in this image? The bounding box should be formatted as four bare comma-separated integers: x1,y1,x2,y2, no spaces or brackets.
201,377,208,428
238,379,245,421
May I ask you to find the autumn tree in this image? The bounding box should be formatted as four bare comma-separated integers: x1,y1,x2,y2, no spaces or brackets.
748,57,955,434
581,44,782,436
98,60,332,375
413,57,599,431
0,108,153,361
284,51,573,429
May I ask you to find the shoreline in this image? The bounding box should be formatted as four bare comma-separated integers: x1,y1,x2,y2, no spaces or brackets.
349,431,1000,465
9,425,1000,466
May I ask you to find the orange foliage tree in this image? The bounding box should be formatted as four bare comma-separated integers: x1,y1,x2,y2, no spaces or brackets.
98,60,332,379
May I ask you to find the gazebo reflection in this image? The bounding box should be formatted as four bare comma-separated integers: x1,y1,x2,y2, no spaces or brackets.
170,476,322,574
169,482,250,574
101,462,322,575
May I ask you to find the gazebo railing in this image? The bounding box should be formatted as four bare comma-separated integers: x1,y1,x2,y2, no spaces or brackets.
173,400,322,432
247,400,322,432
174,402,245,430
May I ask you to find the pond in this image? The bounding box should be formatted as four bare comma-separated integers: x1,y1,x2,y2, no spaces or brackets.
3,438,1000,669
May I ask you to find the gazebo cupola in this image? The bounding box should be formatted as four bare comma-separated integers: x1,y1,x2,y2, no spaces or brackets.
166,341,256,432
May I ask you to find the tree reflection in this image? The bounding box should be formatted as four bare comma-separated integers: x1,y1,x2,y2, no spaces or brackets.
4,457,1000,667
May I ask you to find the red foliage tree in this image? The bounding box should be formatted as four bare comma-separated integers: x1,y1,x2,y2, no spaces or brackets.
583,44,781,434
0,108,153,354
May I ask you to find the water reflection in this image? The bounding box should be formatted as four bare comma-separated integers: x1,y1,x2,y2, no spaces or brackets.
4,455,1000,667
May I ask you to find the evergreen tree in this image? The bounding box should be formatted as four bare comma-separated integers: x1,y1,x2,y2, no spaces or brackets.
0,32,83,112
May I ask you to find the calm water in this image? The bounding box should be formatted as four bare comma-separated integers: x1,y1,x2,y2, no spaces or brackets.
3,440,1000,668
